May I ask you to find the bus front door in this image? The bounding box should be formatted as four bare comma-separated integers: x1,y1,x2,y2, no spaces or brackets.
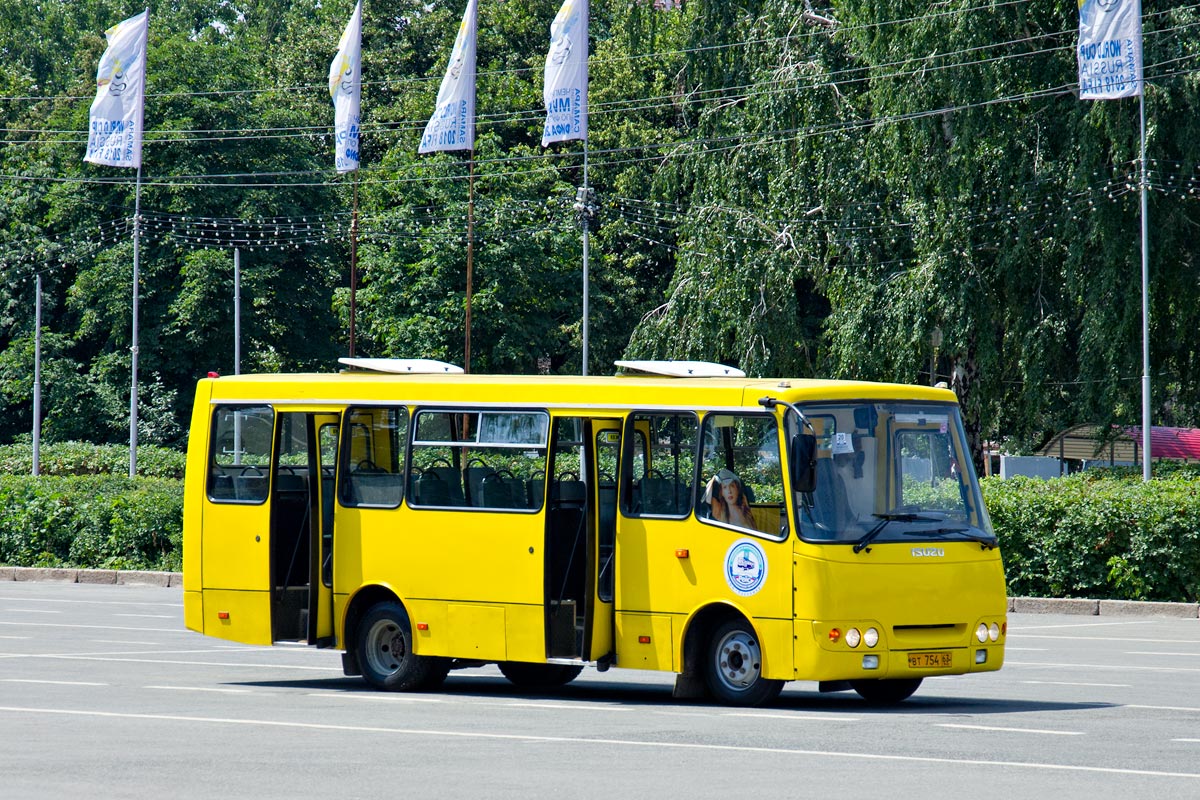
588,422,620,663
545,417,617,663
270,411,339,645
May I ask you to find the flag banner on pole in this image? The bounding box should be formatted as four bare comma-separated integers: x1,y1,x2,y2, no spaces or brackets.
84,9,149,167
541,0,588,146
1077,0,1143,99
330,1,363,172
419,0,478,153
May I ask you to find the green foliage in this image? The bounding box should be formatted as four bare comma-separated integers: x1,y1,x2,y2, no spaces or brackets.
984,474,1200,603
0,475,183,571
0,441,185,478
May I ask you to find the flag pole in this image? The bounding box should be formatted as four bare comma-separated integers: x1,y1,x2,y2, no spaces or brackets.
350,173,359,357
129,164,142,478
33,271,42,477
1139,87,1150,482
465,151,474,374
581,145,589,376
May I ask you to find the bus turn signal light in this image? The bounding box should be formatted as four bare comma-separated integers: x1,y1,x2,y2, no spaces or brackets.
416,623,429,631
675,549,689,558
638,636,652,644
829,628,841,642
217,611,230,620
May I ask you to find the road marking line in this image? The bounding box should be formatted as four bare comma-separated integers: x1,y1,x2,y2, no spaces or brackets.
1008,660,1200,674
1017,635,1200,644
725,712,859,722
1015,621,1153,630
1021,680,1132,688
1004,647,1049,651
1125,651,1200,657
308,693,443,703
0,596,181,609
87,640,158,646
1,679,107,687
0,635,31,640
0,621,187,634
115,614,175,619
1174,739,1200,743
936,723,1085,736
5,654,340,671
1126,704,1200,713
307,692,629,713
2,608,61,614
2,705,1196,779
145,685,252,694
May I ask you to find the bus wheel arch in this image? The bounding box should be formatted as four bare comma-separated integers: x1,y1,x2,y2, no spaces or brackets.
682,605,784,707
348,591,448,692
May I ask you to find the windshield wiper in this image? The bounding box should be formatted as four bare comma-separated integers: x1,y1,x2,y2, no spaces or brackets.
903,526,998,550
853,512,940,553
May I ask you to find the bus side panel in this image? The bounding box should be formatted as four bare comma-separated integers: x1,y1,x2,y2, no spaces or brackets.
615,612,674,671
200,589,274,646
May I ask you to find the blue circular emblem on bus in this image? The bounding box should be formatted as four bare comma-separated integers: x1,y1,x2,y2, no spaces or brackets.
724,539,768,597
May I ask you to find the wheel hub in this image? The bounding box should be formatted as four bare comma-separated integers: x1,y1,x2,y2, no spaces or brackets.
716,631,761,689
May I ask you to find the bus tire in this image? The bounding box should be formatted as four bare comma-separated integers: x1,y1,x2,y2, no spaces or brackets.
850,678,923,704
356,601,441,691
498,662,583,689
704,619,784,706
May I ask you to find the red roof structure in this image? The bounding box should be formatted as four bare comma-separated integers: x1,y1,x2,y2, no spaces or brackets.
1037,424,1200,463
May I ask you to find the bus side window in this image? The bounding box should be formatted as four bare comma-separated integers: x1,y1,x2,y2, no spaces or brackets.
208,405,274,504
622,412,697,518
338,406,407,508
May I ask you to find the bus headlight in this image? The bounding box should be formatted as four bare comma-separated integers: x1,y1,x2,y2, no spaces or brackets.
845,628,861,648
989,622,1001,642
976,623,988,643
864,627,879,648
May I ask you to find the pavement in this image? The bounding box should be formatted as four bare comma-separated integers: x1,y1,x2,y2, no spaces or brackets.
1,565,1196,618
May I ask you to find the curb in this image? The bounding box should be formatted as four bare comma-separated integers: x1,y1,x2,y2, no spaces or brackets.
1009,596,1199,619
0,566,182,587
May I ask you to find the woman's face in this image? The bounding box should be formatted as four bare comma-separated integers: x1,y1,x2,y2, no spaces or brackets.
721,481,739,504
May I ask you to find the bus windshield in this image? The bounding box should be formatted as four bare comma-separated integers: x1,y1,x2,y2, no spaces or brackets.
789,401,995,549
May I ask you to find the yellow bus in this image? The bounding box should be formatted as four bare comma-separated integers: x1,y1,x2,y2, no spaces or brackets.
182,358,1006,706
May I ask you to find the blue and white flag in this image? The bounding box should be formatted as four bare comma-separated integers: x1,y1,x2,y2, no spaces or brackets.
541,0,588,146
84,9,149,167
1077,0,1143,99
329,1,363,172
419,0,477,153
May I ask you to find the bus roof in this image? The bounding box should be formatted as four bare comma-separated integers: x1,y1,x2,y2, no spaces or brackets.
199,369,960,410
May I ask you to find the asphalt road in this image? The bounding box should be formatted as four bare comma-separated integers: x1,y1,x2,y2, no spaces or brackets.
2,581,1199,799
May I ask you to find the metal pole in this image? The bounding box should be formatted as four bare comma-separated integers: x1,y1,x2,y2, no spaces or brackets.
129,166,142,478
581,146,589,377
1140,89,1151,482
465,153,474,374
32,272,42,477
233,248,241,375
349,176,358,357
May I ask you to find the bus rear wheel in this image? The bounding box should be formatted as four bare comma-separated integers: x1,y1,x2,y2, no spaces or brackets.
498,662,583,689
356,602,447,691
704,619,784,706
850,678,923,704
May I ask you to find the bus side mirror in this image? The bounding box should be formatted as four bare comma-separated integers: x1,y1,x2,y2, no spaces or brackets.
790,433,817,493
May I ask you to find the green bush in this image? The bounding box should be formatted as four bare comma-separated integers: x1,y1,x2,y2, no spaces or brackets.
0,442,186,479
0,476,183,572
983,472,1200,602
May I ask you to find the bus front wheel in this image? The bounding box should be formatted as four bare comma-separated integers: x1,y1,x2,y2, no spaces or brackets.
704,619,784,706
356,602,447,691
850,678,923,703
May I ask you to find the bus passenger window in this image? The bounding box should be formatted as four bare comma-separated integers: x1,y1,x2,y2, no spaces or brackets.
622,412,697,518
208,405,274,504
338,406,407,508
409,409,549,512
697,413,786,537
